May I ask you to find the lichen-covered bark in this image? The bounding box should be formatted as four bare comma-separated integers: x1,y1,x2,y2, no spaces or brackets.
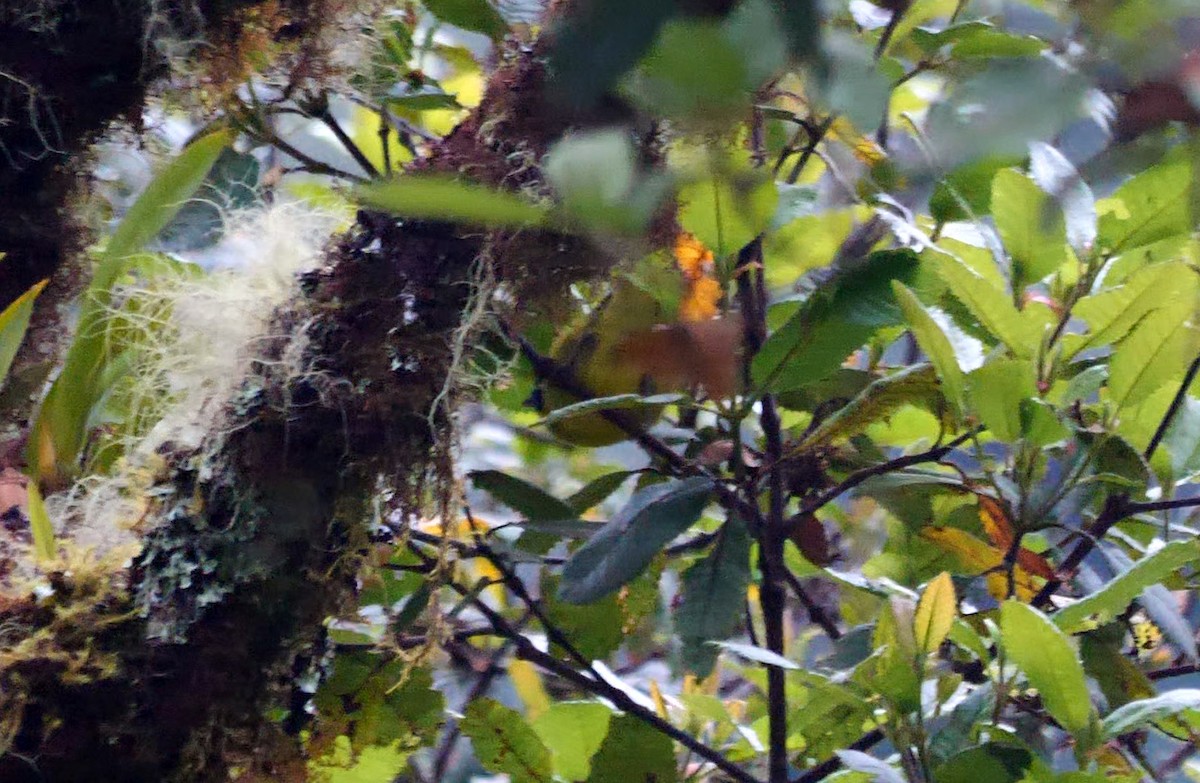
0,37,637,781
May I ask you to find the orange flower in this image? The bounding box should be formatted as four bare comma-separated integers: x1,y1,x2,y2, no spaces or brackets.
673,232,721,321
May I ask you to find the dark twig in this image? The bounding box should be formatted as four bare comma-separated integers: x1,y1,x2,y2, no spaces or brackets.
790,729,886,783
783,569,842,640
428,552,762,783
786,429,978,536
1145,351,1200,461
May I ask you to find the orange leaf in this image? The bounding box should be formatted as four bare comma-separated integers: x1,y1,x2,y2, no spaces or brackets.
976,495,1056,580
920,526,1044,602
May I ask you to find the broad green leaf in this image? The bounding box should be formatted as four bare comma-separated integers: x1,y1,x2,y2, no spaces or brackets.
1099,158,1193,254
1081,630,1156,710
460,698,553,782
626,13,775,124
1070,262,1188,355
991,169,1068,290
0,279,47,385
1108,307,1197,410
1102,690,1200,738
935,253,1033,355
801,364,942,447
26,479,56,562
545,0,675,108
355,175,550,228
559,477,713,603
712,641,800,669
930,156,1024,223
924,59,1087,170
470,470,576,521
1055,540,1200,633
934,744,1033,783
914,571,956,654
423,0,508,39
754,250,921,393
545,129,669,234
894,282,967,414
542,575,625,660
676,517,752,675
587,713,677,783
1163,396,1200,480
967,359,1037,441
1000,601,1095,735
532,702,613,781
679,169,779,257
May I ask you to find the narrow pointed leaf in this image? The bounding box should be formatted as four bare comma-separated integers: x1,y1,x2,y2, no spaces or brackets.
560,477,713,603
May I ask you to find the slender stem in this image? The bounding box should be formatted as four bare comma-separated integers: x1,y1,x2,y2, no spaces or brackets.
786,429,977,536
783,569,842,640
1145,351,1200,461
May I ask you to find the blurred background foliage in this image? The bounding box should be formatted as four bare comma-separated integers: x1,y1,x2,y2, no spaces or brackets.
6,0,1200,782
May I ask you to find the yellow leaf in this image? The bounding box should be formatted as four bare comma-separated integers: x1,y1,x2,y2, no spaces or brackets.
25,479,56,562
913,571,956,654
509,658,551,721
649,680,669,719
920,526,1043,601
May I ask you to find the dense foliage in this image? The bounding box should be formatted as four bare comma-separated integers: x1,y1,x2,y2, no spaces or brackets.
5,1,1200,782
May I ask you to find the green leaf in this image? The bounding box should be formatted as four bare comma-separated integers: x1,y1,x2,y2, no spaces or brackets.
914,571,956,654
1028,142,1096,255
754,250,921,393
470,470,575,521
26,479,56,562
712,641,799,669
1055,540,1200,633
104,129,235,264
27,130,233,483
545,129,669,234
423,0,508,40
934,744,1033,783
460,698,553,782
532,702,613,781
0,279,47,385
967,359,1037,441
157,148,260,251
567,471,638,515
935,253,1034,356
801,364,942,447
1102,690,1200,738
991,169,1068,290
355,175,550,228
1000,601,1095,735
929,156,1024,223
559,477,713,603
545,0,675,108
894,282,968,415
537,393,682,429
586,713,678,783
679,168,779,257
542,575,625,660
1108,307,1197,410
1099,158,1193,254
676,517,752,675
1070,262,1189,355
